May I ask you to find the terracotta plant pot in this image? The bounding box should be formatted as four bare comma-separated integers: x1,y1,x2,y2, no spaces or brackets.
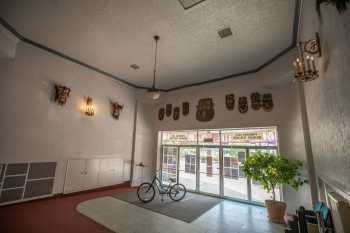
265,199,287,224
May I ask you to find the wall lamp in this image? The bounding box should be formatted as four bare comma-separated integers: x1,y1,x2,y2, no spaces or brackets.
85,97,95,116
293,33,322,82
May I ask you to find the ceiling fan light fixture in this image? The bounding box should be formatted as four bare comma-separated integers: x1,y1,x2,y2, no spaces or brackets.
146,89,161,100
146,35,161,100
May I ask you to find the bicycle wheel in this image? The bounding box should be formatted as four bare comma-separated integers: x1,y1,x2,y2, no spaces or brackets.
137,183,155,203
169,183,187,201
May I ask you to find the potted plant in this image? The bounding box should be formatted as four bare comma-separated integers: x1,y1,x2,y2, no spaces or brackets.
242,151,307,223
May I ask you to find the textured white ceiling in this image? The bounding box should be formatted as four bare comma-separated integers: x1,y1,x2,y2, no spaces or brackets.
0,0,296,90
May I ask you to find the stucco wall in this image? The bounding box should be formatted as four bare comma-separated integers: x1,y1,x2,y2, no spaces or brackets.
0,42,137,194
300,0,350,197
152,51,313,210
132,100,157,181
0,24,18,58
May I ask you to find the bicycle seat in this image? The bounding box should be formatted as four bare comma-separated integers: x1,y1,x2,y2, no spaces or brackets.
169,178,176,183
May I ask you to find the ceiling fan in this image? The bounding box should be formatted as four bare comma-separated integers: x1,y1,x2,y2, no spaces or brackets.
146,35,161,100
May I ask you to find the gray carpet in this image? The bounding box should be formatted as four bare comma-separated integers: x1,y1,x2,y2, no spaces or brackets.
111,191,222,223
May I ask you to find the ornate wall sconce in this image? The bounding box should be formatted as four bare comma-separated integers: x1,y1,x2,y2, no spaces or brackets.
54,84,71,105
293,33,322,82
85,97,95,116
317,0,349,13
111,101,124,120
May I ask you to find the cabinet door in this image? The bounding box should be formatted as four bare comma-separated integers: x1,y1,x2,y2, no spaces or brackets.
123,162,131,182
64,160,85,194
131,165,143,187
112,159,123,184
99,158,123,186
83,159,100,190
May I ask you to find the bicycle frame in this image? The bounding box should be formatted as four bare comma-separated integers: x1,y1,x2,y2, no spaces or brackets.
150,176,173,195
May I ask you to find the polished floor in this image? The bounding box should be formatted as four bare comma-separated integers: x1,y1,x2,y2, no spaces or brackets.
0,185,284,233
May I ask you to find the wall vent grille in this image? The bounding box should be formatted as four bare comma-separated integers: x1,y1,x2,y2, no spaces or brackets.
218,27,232,39
130,64,140,69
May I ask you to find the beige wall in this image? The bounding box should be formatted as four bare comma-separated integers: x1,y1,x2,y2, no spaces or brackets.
300,0,350,197
0,42,137,194
152,51,313,210
0,24,18,58
132,100,158,181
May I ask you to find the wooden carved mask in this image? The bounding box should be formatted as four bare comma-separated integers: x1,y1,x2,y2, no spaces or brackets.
54,85,71,105
111,102,124,119
238,96,248,113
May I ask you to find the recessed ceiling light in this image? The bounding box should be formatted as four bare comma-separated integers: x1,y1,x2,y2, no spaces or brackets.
178,0,207,10
130,64,140,69
218,27,233,39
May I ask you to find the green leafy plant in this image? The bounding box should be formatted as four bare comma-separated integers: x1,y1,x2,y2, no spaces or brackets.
242,151,307,201
317,0,350,13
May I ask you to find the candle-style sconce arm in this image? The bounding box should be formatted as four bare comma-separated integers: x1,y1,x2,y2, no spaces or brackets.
302,32,322,57
317,0,349,13
293,33,321,82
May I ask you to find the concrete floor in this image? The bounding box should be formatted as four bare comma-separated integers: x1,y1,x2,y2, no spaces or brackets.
78,194,284,233
0,185,284,233
194,199,284,233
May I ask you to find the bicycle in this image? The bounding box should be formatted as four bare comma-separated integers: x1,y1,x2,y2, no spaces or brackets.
137,176,187,203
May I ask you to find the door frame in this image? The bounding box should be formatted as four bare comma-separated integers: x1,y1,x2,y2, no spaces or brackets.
160,144,280,205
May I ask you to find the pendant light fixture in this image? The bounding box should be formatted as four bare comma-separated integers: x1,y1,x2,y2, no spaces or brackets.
146,35,161,100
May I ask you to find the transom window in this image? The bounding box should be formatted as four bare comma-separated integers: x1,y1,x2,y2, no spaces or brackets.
161,127,278,147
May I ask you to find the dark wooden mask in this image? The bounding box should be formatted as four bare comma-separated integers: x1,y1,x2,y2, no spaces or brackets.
158,108,165,121
54,85,71,105
238,96,248,114
250,92,261,110
196,98,215,122
111,102,124,119
166,104,172,117
182,102,189,116
226,94,235,110
262,93,274,112
173,107,180,121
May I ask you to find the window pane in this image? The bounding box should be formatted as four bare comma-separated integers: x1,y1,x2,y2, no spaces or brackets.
162,131,197,145
161,146,178,184
221,128,277,147
223,148,248,200
198,130,220,145
199,148,220,195
179,147,196,190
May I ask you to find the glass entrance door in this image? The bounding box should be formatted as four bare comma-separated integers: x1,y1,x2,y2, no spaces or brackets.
161,146,178,184
159,128,279,204
199,147,220,195
178,147,197,191
222,148,248,200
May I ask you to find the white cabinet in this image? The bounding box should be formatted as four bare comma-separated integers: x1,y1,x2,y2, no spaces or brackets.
64,158,124,194
64,159,86,194
83,159,100,190
98,158,123,187
123,162,131,182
